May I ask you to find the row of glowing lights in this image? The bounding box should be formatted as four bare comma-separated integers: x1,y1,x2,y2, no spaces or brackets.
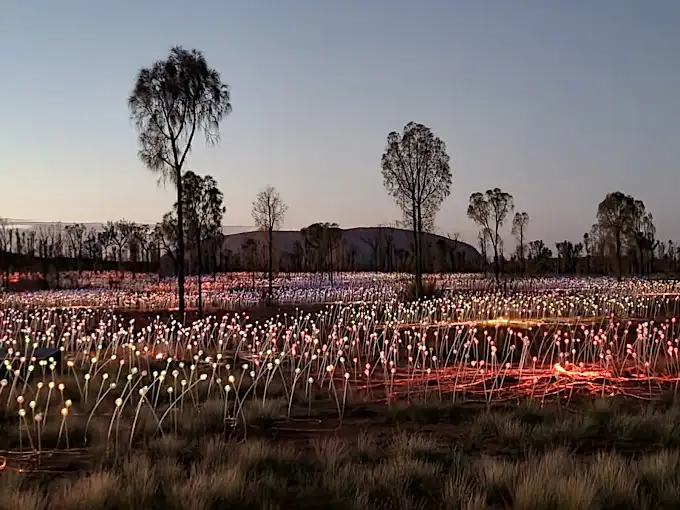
2,273,679,310
1,290,679,320
2,304,680,412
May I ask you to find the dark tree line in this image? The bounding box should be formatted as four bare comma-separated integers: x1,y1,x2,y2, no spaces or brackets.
465,190,679,278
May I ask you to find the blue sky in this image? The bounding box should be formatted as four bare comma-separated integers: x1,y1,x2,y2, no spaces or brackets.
2,1,680,247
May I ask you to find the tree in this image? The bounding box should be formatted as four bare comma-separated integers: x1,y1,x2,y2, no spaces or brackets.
668,240,675,273
446,232,461,272
596,192,638,279
583,233,591,274
64,223,86,272
511,212,529,274
251,186,287,304
111,220,135,269
303,223,342,277
528,240,552,273
0,218,11,289
180,171,225,317
381,122,452,298
477,229,489,276
84,228,101,267
128,46,232,320
555,241,583,274
132,224,152,273
467,188,514,282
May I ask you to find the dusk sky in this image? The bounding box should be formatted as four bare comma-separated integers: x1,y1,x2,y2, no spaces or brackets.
2,1,680,248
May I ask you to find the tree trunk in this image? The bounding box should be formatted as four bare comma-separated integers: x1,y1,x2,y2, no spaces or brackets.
520,230,525,275
197,234,203,319
615,234,622,281
267,228,273,305
493,238,500,283
176,170,186,320
412,204,422,298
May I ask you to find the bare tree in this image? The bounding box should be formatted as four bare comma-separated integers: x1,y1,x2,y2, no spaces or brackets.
132,224,151,272
128,46,232,319
381,122,452,297
468,188,514,282
511,212,530,275
251,186,287,304
84,228,101,268
64,223,86,272
111,220,135,269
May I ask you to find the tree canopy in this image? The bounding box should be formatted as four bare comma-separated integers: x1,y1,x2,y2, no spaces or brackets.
381,122,452,296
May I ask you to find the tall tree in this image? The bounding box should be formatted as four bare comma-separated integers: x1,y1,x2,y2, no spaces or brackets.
128,46,232,320
64,223,86,272
251,186,287,304
155,212,179,269
511,212,530,274
180,171,225,317
381,122,452,298
0,218,10,289
467,188,515,282
596,192,638,280
132,224,152,273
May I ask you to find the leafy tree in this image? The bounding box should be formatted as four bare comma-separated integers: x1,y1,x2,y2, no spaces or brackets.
155,212,179,267
128,46,232,319
467,188,514,282
528,240,552,272
596,192,638,279
381,122,452,298
511,212,529,274
555,241,583,274
301,222,340,279
251,186,287,304
178,171,225,317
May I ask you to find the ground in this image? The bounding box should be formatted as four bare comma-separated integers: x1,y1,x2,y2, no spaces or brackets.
2,276,680,510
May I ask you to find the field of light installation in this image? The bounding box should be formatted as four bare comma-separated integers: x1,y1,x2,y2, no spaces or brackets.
3,272,680,510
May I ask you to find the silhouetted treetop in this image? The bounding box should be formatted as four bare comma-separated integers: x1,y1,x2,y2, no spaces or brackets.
128,46,232,182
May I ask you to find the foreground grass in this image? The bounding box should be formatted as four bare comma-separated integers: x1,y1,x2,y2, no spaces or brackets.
3,434,680,510
3,396,680,509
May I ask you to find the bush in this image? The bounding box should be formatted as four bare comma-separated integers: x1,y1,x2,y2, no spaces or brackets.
399,279,444,302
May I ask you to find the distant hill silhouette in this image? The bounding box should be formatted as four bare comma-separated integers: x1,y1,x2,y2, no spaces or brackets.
223,227,481,272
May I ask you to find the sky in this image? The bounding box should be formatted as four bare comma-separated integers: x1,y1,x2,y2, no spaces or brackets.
2,1,680,249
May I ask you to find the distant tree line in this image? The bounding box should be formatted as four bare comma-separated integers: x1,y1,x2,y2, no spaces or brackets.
465,190,678,280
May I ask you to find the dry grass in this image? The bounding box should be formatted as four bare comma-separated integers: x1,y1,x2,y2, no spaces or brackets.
2,399,680,509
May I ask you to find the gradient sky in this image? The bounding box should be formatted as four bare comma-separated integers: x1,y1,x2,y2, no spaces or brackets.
2,1,680,248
